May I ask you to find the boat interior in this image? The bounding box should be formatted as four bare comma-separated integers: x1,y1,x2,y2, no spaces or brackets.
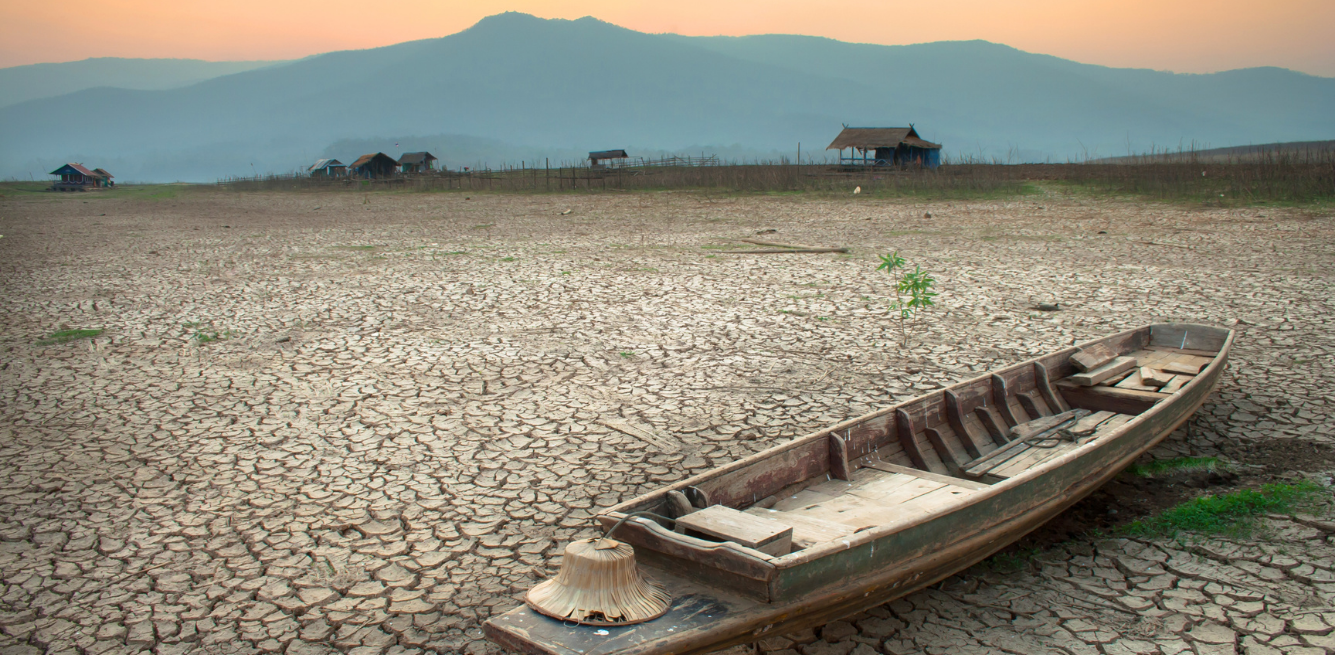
606,324,1230,563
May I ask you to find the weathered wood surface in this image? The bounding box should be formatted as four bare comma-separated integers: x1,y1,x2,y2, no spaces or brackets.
675,506,793,557
1070,342,1117,371
1056,380,1167,415
828,433,851,481
863,460,990,490
1068,356,1137,386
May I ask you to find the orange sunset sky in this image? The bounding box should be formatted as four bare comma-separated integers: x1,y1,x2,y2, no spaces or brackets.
3,0,1333,76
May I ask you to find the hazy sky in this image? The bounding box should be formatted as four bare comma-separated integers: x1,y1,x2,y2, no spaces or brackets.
3,0,1332,76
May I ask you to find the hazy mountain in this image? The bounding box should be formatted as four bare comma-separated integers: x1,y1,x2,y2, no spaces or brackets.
1,12,1331,182
0,57,284,108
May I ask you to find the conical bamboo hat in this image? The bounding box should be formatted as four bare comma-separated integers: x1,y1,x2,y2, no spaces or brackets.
525,538,671,626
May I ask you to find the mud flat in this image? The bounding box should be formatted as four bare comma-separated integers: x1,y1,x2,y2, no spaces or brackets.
0,187,1332,654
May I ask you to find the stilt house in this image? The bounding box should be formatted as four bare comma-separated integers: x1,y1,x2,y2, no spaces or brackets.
398,152,438,174
827,126,942,168
349,153,398,179
589,150,629,169
308,159,346,177
49,163,113,191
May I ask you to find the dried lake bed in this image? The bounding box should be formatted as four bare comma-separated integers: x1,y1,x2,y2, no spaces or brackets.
1,187,1333,655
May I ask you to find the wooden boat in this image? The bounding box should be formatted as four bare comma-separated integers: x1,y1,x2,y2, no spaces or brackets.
486,323,1233,655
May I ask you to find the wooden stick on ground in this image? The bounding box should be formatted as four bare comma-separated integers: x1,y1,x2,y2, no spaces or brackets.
724,248,849,254
739,239,850,253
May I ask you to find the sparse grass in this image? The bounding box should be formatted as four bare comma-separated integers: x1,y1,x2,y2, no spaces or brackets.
333,245,377,251
619,352,635,359
192,329,232,344
37,328,103,345
1129,456,1223,478
982,547,1039,574
1122,481,1324,539
185,321,232,345
500,257,516,262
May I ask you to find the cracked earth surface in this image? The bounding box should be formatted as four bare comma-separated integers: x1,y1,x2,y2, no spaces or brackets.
1,188,1332,655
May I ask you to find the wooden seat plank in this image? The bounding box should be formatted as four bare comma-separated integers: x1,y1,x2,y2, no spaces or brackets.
1056,379,1167,414
1160,375,1191,394
862,461,991,490
675,505,794,557
1069,356,1137,386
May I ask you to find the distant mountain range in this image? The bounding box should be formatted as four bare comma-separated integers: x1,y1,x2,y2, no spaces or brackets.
0,57,282,109
1,12,1331,182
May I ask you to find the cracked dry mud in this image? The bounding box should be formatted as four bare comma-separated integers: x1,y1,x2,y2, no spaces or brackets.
1,189,1332,655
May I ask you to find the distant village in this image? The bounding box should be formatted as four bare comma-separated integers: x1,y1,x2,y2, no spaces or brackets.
45,126,942,190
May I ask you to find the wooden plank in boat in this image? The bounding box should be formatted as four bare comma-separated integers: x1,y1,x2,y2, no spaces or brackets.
989,440,1080,478
1160,375,1191,394
1098,414,1136,434
1070,342,1117,371
1067,410,1118,435
1140,367,1174,387
675,506,794,557
862,461,990,490
1160,354,1211,375
1114,369,1161,392
1056,380,1167,415
743,508,855,549
1008,409,1085,440
961,438,1032,477
846,476,944,504
831,484,975,529
771,488,839,512
1068,356,1137,386
1131,349,1174,368
1064,411,1135,442
843,471,930,498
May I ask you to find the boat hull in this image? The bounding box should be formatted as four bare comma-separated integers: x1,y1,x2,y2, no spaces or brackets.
485,325,1232,655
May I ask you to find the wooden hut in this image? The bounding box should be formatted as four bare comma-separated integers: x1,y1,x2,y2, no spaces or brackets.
589,149,629,169
308,159,346,177
826,126,942,168
49,163,111,191
398,152,438,174
349,153,398,179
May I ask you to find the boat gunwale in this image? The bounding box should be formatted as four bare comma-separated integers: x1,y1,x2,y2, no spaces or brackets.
600,323,1232,569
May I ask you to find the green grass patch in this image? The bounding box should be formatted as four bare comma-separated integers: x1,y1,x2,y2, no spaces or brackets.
500,257,517,262
1123,481,1325,539
981,547,1039,574
619,351,635,359
1129,456,1223,478
192,329,232,344
37,328,103,345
